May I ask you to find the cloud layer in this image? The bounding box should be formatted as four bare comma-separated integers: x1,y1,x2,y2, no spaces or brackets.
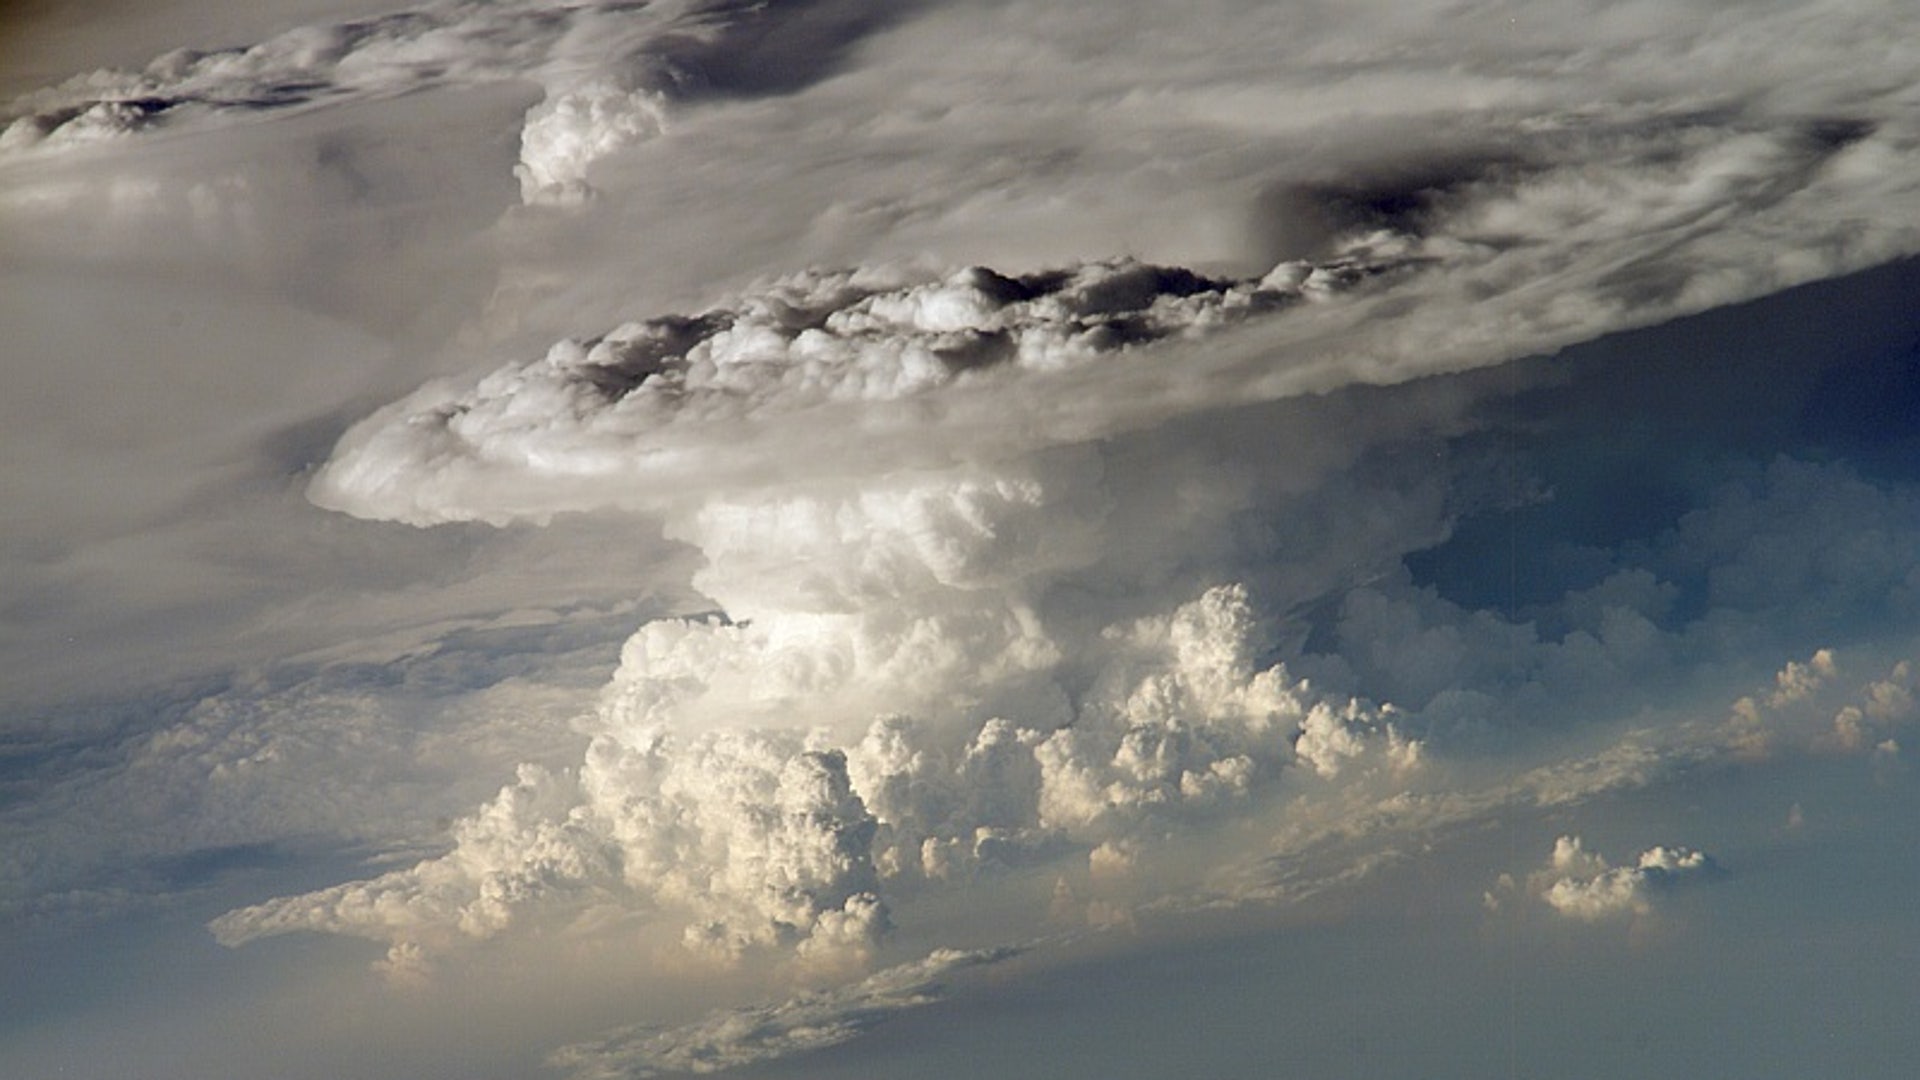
9,2,1920,1078
1,0,907,204
550,946,1023,1078
307,249,1411,524
1524,836,1714,922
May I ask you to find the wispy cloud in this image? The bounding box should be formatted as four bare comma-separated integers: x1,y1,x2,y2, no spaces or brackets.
549,945,1024,1078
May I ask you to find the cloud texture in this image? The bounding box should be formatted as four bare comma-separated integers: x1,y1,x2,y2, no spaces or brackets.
550,946,1021,1078
1,0,906,204
211,579,1420,961
10,2,1920,1078
1535,836,1713,921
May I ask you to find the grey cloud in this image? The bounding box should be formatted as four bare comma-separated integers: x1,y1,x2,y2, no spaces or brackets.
1,0,918,204
641,0,930,100
3,1,566,149
306,249,1409,526
306,119,1920,527
549,945,1023,1078
0,602,647,924
1312,456,1920,747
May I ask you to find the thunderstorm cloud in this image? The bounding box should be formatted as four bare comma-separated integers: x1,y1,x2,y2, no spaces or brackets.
6,2,1920,1079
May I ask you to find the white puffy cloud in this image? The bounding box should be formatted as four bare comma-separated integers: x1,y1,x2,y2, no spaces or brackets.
515,79,669,205
1535,835,1713,922
1729,649,1920,760
231,404,1438,964
211,576,1421,965
212,731,888,962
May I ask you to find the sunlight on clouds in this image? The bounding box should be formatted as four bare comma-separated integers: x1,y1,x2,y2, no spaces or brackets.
6,2,1920,1078
550,946,1025,1079
1481,835,1715,922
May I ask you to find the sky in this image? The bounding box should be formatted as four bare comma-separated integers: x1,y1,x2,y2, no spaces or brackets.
3,1,1919,1077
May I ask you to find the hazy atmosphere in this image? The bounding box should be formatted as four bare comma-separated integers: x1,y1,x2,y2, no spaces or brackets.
4,2,1919,1077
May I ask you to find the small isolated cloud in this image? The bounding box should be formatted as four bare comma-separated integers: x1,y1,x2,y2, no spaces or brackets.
1527,836,1713,922
515,78,669,205
549,945,1023,1079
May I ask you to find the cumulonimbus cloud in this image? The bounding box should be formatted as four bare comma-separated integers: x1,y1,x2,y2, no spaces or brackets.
32,1,1902,1073
305,246,1413,525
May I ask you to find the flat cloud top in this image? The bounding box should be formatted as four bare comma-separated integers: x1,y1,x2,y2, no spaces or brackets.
298,0,1920,520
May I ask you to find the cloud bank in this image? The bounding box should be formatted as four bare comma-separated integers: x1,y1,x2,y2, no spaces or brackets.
305,111,1920,526
210,580,1420,962
0,0,904,204
549,946,1022,1078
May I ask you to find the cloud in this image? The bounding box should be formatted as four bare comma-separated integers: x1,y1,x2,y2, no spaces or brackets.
548,945,1023,1078
210,733,887,962
0,608,630,923
1534,836,1714,922
302,129,1920,529
215,266,1920,983
1733,649,1920,761
3,1,579,150
210,579,1419,963
12,3,1920,1077
1207,639,1920,922
0,0,919,205
514,78,668,205
306,249,1410,525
